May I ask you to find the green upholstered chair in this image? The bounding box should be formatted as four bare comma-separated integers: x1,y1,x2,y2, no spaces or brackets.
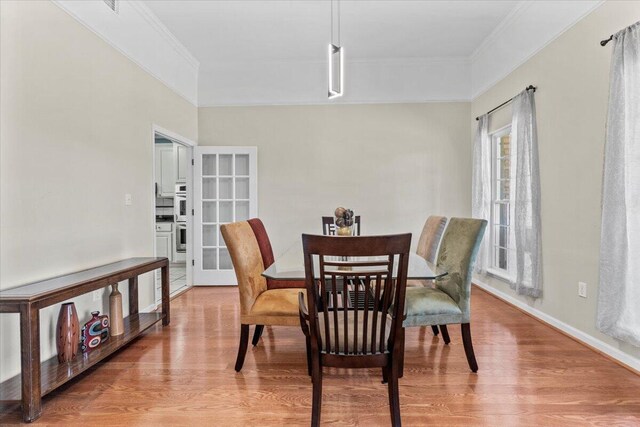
404,217,487,372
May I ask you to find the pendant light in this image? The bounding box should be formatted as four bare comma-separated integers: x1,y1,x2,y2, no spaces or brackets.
328,0,343,99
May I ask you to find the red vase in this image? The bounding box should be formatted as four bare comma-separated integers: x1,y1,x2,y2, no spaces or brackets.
81,311,110,354
56,303,79,363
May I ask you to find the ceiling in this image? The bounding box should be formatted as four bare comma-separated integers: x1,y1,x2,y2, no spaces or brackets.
144,1,520,63
133,0,603,105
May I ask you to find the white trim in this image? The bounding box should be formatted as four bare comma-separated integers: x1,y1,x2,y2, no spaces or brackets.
471,1,605,99
470,1,531,61
473,279,640,373
486,268,514,284
128,2,200,69
51,0,199,106
198,99,474,108
151,124,197,304
202,56,470,67
489,125,514,275
152,125,197,148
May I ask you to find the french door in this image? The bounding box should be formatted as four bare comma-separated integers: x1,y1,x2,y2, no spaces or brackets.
193,147,258,285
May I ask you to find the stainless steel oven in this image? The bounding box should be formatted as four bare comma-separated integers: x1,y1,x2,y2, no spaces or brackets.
175,184,187,223
176,222,186,253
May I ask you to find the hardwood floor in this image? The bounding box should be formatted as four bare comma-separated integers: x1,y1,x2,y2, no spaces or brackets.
1,286,639,426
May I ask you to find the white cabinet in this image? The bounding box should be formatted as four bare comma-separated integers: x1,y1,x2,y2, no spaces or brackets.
155,145,175,197
156,223,173,262
175,144,188,183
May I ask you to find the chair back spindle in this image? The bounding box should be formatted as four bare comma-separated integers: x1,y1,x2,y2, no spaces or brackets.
321,216,362,236
303,234,410,359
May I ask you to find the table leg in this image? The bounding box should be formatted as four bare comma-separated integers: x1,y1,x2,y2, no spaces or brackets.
161,265,170,326
19,303,41,423
128,276,138,315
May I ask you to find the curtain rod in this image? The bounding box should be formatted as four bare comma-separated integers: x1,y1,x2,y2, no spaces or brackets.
601,35,613,46
475,85,536,121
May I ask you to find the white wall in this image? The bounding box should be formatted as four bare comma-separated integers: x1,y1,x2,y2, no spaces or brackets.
198,103,471,254
0,1,198,382
199,58,470,107
53,0,200,105
471,0,640,366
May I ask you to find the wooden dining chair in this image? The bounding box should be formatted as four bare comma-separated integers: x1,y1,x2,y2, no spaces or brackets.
221,221,305,372
321,215,361,236
403,218,487,372
411,215,448,336
299,233,411,427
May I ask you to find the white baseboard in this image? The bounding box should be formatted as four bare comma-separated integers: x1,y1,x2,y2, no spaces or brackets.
473,279,640,374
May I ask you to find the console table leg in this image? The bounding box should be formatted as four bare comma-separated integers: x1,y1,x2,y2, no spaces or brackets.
161,265,170,326
19,304,41,423
128,276,139,315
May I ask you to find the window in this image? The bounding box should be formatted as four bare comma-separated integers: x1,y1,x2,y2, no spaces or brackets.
490,126,514,278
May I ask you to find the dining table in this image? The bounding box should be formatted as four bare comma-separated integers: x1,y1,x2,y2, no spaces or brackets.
262,236,447,310
262,239,446,281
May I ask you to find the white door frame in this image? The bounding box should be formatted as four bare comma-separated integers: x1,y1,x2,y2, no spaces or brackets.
193,146,258,285
151,124,197,304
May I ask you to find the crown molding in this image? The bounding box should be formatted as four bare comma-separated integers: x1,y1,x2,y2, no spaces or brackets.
198,55,471,106
52,0,199,106
127,1,200,70
470,1,531,61
51,0,605,107
198,98,472,108
200,56,470,68
470,0,605,99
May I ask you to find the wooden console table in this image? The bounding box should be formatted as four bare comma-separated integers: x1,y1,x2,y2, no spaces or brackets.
0,257,170,423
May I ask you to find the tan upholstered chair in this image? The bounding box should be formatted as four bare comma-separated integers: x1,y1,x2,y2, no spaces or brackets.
416,215,447,264
221,221,305,372
409,216,447,287
410,215,448,336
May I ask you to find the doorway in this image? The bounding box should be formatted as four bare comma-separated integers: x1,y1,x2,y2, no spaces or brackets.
152,125,196,303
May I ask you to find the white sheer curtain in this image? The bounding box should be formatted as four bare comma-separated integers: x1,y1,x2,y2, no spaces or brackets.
597,21,640,347
510,89,543,297
472,114,491,274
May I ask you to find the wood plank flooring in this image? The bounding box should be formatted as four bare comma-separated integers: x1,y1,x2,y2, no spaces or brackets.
1,286,639,426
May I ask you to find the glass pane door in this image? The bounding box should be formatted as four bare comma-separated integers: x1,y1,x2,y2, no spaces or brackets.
193,147,258,285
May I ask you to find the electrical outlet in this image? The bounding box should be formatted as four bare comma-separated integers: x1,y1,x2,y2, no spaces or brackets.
578,282,587,298
125,194,132,206
92,289,102,301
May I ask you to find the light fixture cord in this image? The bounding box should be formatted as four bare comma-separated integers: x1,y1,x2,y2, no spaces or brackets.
338,0,340,46
330,0,340,46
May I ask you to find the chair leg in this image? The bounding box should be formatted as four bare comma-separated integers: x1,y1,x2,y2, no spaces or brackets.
234,324,250,372
440,325,451,345
461,323,478,373
311,356,323,427
382,366,388,384
398,327,405,379
387,362,402,427
431,325,439,336
252,325,264,346
305,335,312,377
